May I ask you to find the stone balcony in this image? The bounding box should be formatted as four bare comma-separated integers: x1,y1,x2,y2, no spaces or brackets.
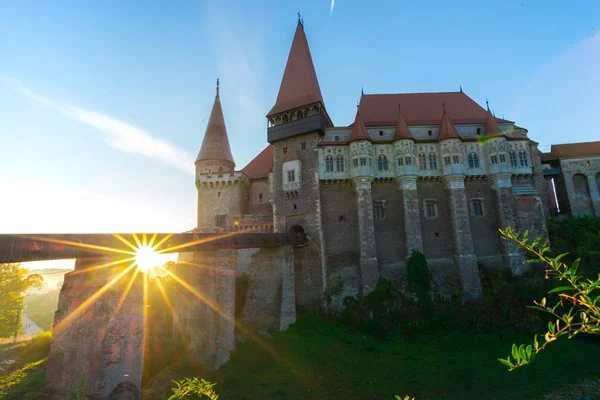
442,163,465,176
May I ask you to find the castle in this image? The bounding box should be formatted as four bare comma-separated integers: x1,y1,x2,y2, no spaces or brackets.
190,18,561,309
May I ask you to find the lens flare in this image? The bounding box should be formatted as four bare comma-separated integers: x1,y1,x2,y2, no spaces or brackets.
135,245,162,275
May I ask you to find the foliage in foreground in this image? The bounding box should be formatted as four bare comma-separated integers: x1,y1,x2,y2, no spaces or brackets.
0,264,43,338
169,378,219,400
498,227,600,371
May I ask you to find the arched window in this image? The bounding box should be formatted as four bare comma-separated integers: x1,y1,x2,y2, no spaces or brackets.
509,151,518,167
377,155,389,171
325,155,334,172
218,167,223,177
468,153,480,169
335,155,345,172
428,153,438,170
518,151,528,167
418,153,427,170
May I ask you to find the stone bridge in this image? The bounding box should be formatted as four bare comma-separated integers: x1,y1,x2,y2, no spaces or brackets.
0,232,306,400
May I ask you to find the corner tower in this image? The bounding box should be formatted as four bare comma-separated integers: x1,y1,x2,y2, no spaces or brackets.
195,80,248,231
266,17,330,309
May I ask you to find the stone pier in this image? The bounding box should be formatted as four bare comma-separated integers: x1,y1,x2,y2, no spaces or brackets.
443,176,483,299
397,176,423,254
41,257,144,400
352,177,379,295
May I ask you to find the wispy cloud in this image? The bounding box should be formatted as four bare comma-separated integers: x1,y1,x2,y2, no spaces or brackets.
1,77,195,175
330,0,335,15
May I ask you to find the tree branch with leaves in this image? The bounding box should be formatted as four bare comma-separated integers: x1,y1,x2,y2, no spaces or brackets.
497,227,600,371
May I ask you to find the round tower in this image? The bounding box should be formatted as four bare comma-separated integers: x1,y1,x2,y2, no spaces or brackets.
195,80,248,231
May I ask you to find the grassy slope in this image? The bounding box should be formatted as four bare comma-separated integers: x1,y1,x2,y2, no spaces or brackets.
145,313,600,400
0,333,50,399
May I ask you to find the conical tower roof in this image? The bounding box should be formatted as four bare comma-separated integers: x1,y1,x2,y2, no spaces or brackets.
437,105,461,141
350,108,370,142
393,105,412,140
484,109,503,137
267,20,325,117
196,80,235,166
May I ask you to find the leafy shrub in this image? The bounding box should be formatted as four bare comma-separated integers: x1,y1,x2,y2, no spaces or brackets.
169,378,219,400
406,250,431,308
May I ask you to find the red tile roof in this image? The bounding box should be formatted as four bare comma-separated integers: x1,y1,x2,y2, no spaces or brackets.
241,145,273,180
393,107,413,140
437,109,460,141
350,109,370,142
357,92,510,126
267,23,325,117
196,84,235,165
551,141,600,159
484,109,503,136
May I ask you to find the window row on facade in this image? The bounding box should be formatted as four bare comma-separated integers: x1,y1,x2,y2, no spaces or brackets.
323,150,529,174
371,198,485,219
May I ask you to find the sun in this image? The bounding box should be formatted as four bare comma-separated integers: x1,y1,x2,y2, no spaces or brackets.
135,245,162,275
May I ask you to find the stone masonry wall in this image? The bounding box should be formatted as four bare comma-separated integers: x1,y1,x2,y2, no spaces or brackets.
271,132,326,309
42,257,144,400
465,180,502,257
372,181,407,262
418,181,454,258
559,157,600,217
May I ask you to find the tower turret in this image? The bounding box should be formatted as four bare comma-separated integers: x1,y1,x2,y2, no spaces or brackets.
196,79,235,176
195,80,248,231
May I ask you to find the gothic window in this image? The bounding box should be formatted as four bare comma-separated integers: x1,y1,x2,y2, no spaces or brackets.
452,155,460,164
444,156,451,166
218,167,223,177
509,151,518,167
353,158,359,168
334,135,339,142
282,146,288,155
325,155,334,172
215,215,226,227
491,155,498,164
428,153,438,170
418,152,427,170
336,155,345,172
518,150,528,167
377,155,389,171
424,200,438,218
287,170,296,182
468,153,479,168
472,199,484,216
360,157,368,167
301,142,307,151
397,157,404,166
373,201,385,219
405,156,413,165
499,154,506,163
477,128,481,135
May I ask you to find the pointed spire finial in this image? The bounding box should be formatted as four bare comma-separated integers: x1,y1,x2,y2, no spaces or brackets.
486,98,489,111
361,86,364,96
442,101,446,113
297,12,303,26
216,78,220,99
460,84,463,93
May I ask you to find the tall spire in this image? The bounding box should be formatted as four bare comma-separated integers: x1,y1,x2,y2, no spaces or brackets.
267,19,326,117
196,80,235,167
350,108,370,142
393,104,412,140
437,105,460,141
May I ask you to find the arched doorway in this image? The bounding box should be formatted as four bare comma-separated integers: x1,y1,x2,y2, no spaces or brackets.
288,225,307,244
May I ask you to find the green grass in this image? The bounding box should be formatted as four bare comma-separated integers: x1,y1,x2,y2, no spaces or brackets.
0,332,51,400
145,312,600,400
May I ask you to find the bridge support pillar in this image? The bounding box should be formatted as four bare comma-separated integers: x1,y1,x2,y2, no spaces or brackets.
173,249,236,371
41,256,144,400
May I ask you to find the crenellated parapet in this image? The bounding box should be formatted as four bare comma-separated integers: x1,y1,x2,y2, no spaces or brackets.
196,171,250,191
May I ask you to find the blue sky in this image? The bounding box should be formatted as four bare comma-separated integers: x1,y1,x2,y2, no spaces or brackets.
1,0,599,236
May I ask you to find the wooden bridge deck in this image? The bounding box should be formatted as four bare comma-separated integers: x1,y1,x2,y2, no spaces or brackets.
0,232,306,263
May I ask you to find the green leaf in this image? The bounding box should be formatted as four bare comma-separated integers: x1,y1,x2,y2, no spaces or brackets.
526,345,533,360
512,344,519,361
548,286,576,294
548,322,555,335
519,345,527,363
498,358,514,368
